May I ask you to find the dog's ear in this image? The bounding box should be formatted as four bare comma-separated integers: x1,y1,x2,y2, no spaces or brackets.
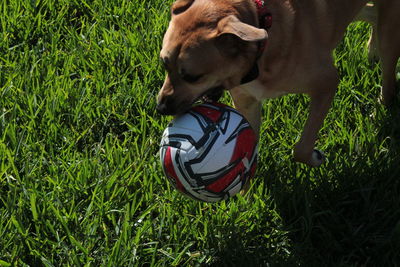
217,15,268,42
171,0,195,15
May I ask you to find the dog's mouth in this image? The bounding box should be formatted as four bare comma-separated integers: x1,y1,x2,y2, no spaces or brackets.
157,85,225,116
195,85,225,104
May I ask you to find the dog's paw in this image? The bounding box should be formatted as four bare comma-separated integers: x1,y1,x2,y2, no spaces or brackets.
293,147,325,167
310,149,325,167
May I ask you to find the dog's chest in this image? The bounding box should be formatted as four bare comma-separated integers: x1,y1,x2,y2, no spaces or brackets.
239,79,288,100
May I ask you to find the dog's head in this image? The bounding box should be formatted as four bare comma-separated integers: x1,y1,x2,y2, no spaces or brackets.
156,0,267,115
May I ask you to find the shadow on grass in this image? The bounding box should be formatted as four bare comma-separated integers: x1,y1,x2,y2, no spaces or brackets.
209,103,400,267
269,104,400,266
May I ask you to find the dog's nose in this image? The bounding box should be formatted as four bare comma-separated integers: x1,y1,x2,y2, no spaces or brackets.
156,98,176,115
156,103,169,115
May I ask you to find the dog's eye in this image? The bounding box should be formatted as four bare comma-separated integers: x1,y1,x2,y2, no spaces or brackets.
171,0,194,15
182,73,203,83
160,57,170,70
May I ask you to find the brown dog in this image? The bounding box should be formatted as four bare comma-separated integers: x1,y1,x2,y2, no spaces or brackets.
157,0,400,167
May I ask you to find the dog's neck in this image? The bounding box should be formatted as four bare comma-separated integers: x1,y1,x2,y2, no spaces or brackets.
240,0,272,84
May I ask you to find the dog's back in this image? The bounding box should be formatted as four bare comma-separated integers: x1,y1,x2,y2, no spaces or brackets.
157,0,400,166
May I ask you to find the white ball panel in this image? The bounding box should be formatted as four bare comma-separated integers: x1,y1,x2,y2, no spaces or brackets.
162,126,203,145
168,114,205,136
193,113,243,173
193,138,236,174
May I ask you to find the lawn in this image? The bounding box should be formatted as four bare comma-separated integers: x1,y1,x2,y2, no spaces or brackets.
1,0,400,266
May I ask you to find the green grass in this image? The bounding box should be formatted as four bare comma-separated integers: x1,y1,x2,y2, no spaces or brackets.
1,0,400,266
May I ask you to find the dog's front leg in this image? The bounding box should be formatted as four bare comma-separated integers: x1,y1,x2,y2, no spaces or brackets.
294,71,338,167
230,87,261,194
229,87,262,138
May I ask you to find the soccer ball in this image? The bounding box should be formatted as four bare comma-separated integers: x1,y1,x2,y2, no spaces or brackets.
159,102,258,202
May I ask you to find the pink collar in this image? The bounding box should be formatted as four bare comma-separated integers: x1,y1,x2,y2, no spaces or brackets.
240,1,272,84
254,0,271,56
254,0,272,30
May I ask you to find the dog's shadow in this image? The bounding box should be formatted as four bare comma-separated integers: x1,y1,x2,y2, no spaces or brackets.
210,103,400,267
270,104,400,266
